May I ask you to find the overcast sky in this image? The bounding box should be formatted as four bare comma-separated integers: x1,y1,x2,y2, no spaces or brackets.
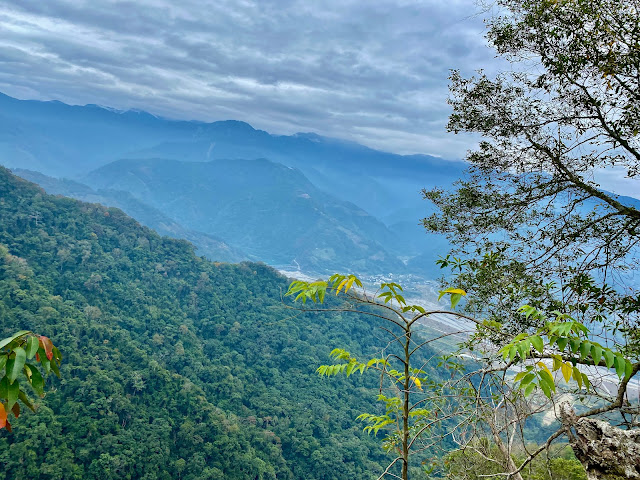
0,0,638,198
0,0,501,157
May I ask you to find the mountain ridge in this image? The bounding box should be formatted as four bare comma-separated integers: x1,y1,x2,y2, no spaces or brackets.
1,165,419,479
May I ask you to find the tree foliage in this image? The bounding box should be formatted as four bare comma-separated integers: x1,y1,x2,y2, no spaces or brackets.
0,330,61,431
421,1,640,478
286,274,474,480
287,268,640,480
424,0,640,279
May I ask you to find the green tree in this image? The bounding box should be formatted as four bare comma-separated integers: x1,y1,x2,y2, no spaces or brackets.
287,271,640,480
286,275,491,480
421,1,640,478
424,0,639,288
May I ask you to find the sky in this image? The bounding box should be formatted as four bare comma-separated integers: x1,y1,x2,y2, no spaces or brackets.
0,0,499,158
0,0,638,198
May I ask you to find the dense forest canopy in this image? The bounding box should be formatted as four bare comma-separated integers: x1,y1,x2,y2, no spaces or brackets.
0,166,414,479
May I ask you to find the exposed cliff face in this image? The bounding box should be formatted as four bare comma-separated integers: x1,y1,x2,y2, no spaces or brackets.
561,405,640,480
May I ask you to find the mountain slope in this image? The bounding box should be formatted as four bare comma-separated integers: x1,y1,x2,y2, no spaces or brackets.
84,158,407,274
0,92,464,219
0,166,413,479
12,168,247,263
0,92,460,278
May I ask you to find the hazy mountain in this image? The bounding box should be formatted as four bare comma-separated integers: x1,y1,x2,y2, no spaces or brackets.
0,92,463,218
84,158,409,274
0,92,460,277
12,169,247,263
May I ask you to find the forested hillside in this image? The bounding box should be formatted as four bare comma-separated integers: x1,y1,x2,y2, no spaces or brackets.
83,158,406,274
0,166,407,479
12,168,247,264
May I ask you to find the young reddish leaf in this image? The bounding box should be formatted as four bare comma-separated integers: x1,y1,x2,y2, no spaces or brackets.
39,336,54,361
11,402,19,419
0,403,6,429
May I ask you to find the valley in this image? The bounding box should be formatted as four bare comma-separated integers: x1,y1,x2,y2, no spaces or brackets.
2,92,459,292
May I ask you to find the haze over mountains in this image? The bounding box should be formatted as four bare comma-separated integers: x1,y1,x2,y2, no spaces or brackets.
1,92,459,278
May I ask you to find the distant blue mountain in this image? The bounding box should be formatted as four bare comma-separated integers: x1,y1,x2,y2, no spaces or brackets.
0,92,464,217
0,92,465,277
82,157,410,274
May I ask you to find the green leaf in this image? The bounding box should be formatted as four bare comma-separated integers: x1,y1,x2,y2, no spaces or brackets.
18,390,35,412
6,379,18,411
555,337,568,351
569,338,581,354
538,369,556,393
539,378,551,398
0,354,6,371
520,373,536,386
518,305,537,318
499,345,509,361
625,360,633,380
591,345,603,365
26,336,39,359
0,376,7,400
26,364,44,396
530,335,544,353
51,346,62,363
524,382,536,397
603,350,615,368
518,339,530,360
6,348,26,384
0,331,30,351
450,293,462,309
514,371,527,382
579,341,591,360
614,355,626,379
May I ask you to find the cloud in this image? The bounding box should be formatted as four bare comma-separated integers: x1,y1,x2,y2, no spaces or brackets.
0,0,500,158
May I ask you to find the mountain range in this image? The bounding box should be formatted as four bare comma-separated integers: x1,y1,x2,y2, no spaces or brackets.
2,166,431,479
0,92,459,278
